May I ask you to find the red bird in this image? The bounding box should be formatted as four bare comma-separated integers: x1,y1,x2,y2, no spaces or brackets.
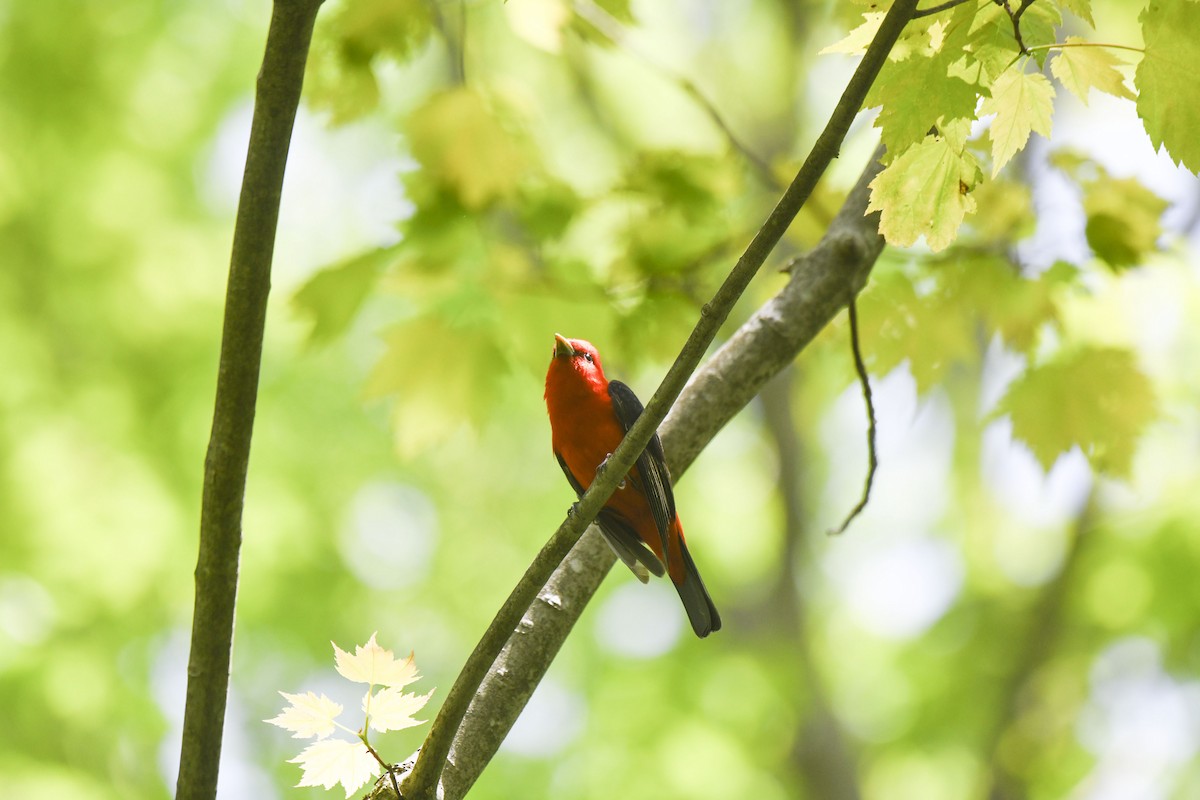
544,333,721,638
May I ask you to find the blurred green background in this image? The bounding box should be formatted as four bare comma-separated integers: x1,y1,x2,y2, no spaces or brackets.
2,0,1199,798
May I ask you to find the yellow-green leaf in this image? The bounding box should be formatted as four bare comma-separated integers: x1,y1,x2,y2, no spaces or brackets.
407,89,528,209
867,128,982,252
292,247,393,346
1050,39,1135,105
980,71,1055,176
995,347,1156,476
1083,176,1168,269
1135,0,1200,173
820,12,884,55
1060,0,1095,27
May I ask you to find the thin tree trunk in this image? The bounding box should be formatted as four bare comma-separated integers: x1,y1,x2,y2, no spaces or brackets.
176,2,323,798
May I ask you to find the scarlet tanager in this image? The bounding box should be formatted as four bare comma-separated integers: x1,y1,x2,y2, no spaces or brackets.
544,333,721,638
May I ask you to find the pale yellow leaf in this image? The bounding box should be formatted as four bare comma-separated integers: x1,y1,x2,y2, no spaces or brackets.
1050,38,1135,105
364,687,436,734
265,691,343,739
290,738,380,799
820,12,884,55
333,633,421,688
928,19,947,52
979,71,1056,176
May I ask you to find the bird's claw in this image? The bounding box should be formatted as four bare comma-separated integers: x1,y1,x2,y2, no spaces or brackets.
567,501,581,519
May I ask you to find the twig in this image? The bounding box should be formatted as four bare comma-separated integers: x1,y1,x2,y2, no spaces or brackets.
402,5,915,789
829,298,877,535
175,2,325,799
997,0,1036,54
913,0,979,19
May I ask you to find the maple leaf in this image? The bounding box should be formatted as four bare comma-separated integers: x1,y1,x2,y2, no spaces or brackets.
1135,0,1200,173
1050,38,1134,106
994,347,1157,476
334,632,422,688
290,738,381,799
365,687,436,733
980,70,1055,176
1059,0,1095,27
266,691,344,739
867,124,982,252
1083,176,1168,269
820,12,884,55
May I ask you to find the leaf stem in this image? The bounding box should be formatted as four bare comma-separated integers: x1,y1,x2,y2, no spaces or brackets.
1025,41,1144,55
359,733,401,799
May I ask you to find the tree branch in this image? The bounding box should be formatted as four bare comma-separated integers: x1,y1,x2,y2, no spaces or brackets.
401,0,915,790
428,146,888,800
175,2,324,799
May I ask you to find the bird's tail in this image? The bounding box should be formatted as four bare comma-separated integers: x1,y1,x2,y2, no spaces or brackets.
674,536,721,638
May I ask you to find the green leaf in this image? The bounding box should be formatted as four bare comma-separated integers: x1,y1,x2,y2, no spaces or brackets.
364,305,508,455
937,254,1063,353
1017,1,1063,64
867,2,983,160
407,89,529,210
1050,39,1135,105
979,70,1055,176
1059,0,1096,27
953,3,1021,86
995,347,1156,476
1136,0,1200,173
867,126,982,252
291,247,393,345
964,177,1035,242
857,268,981,393
1083,176,1168,269
305,0,434,122
867,51,981,158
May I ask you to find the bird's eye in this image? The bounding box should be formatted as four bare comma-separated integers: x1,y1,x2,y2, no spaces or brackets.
582,353,593,363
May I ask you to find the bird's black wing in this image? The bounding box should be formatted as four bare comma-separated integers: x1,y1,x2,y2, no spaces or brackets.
554,450,664,582
608,380,675,559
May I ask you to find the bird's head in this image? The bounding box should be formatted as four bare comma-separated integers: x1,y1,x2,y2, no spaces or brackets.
550,333,605,381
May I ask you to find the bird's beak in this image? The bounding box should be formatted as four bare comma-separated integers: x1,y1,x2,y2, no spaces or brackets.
553,333,576,358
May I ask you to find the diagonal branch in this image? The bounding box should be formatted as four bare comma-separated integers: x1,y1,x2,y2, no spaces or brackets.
176,2,325,800
401,0,916,793
434,145,888,800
